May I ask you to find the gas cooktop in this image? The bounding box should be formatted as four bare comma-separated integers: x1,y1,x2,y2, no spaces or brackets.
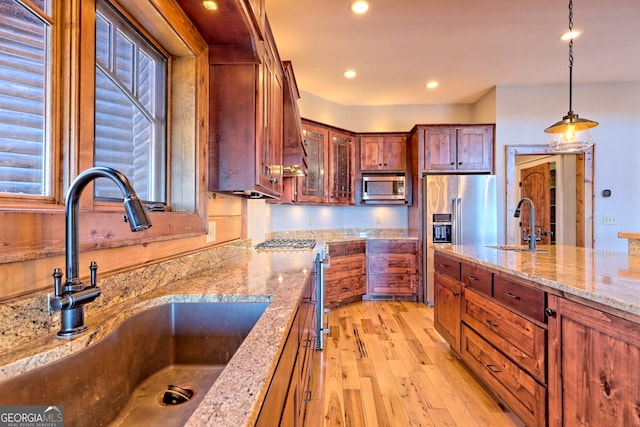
254,239,316,250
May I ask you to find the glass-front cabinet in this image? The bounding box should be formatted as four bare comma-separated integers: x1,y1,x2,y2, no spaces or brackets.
295,120,354,204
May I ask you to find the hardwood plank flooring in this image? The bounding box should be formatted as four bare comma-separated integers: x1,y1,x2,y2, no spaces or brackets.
305,301,524,427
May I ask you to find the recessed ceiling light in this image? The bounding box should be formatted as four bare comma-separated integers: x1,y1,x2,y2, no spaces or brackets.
350,1,369,14
202,0,218,10
425,81,439,89
343,70,357,79
560,29,581,41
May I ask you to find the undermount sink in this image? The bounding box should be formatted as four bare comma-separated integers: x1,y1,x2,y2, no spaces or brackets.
0,301,268,427
486,245,549,253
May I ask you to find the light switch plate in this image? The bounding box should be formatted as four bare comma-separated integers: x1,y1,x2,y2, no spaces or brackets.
602,215,617,225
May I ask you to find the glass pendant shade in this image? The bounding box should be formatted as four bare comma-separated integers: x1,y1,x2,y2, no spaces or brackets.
545,112,597,152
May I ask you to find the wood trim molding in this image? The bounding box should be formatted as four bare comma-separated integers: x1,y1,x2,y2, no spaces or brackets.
505,145,594,248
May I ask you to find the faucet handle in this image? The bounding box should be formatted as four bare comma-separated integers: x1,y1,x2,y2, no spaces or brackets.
535,229,542,241
53,268,63,297
521,228,530,242
90,261,98,287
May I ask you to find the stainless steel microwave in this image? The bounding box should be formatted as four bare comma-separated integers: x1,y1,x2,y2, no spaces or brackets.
362,174,406,202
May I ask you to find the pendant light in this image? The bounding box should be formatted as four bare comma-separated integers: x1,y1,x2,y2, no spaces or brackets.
545,0,598,152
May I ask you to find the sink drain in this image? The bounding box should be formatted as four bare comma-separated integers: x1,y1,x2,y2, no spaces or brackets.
159,385,196,406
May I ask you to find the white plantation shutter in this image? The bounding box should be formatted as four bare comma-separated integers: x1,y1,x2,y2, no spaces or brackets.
94,0,167,203
0,0,51,196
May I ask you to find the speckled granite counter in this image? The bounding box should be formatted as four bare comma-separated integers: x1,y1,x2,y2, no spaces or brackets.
268,227,418,242
0,245,321,427
436,244,640,318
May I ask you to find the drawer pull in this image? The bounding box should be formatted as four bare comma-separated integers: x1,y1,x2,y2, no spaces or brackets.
545,308,556,317
506,292,521,300
438,263,448,268
486,320,498,328
486,364,501,373
467,275,478,281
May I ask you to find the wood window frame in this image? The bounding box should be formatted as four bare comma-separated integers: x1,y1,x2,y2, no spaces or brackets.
0,0,208,265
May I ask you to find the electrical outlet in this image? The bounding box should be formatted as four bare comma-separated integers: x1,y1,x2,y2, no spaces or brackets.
307,216,313,225
376,216,382,225
602,215,617,225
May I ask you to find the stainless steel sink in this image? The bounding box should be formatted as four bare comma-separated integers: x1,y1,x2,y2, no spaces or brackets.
486,245,549,253
0,301,268,427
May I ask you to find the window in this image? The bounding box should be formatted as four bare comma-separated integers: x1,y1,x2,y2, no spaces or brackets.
94,0,167,203
0,0,52,196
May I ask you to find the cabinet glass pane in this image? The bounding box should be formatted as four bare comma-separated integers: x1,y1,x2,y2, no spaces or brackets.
301,129,325,197
332,135,352,199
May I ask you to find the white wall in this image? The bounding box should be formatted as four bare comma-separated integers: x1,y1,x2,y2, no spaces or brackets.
299,91,474,132
268,204,408,232
495,82,640,252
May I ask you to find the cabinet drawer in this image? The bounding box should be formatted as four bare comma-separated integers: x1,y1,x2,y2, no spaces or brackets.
462,289,546,382
367,274,416,295
367,253,416,274
325,255,365,281
326,275,366,304
327,242,347,257
461,262,492,295
367,239,417,254
461,325,546,427
345,240,366,255
433,252,460,281
493,275,545,323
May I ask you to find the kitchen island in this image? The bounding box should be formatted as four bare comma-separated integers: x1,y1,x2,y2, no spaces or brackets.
433,244,640,427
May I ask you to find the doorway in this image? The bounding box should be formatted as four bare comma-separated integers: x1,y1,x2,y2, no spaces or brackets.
505,145,594,248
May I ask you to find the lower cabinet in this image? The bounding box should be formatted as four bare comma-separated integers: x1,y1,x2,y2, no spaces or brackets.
434,253,547,427
366,239,418,299
324,240,366,307
256,269,316,426
547,295,640,427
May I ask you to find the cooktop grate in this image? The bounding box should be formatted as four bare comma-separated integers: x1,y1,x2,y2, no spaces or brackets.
255,239,316,250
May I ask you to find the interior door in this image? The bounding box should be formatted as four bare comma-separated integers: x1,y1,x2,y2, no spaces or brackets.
520,163,552,245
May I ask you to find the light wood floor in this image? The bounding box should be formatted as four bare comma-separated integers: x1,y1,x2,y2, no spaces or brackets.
304,300,523,427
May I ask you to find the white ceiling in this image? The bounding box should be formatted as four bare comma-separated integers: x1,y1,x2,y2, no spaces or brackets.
265,0,640,106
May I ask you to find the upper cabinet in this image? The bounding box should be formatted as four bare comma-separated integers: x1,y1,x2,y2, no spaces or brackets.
359,134,408,172
177,0,286,197
294,120,355,205
414,125,494,173
281,61,306,178
208,26,284,197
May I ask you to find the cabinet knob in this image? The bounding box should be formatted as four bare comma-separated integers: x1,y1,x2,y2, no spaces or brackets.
545,308,556,317
452,291,459,297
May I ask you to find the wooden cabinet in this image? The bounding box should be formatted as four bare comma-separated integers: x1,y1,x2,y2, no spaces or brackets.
256,268,316,426
433,252,461,352
359,134,407,172
434,272,462,353
209,31,283,198
366,239,418,299
329,130,355,205
325,240,366,307
415,124,494,173
434,252,547,427
547,295,640,427
295,120,355,205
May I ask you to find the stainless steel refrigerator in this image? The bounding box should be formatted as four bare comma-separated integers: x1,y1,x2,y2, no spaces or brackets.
422,174,497,304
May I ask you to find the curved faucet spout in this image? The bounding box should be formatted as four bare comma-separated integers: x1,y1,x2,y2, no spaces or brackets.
65,167,152,282
52,166,152,338
514,197,537,250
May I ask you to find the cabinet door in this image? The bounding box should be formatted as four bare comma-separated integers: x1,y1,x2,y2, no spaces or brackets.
381,135,407,171
259,45,283,194
547,295,640,427
297,123,328,203
422,127,457,171
456,126,493,172
329,130,354,205
360,136,383,171
434,272,461,353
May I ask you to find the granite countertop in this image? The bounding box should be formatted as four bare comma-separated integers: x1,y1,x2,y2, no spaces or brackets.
0,246,322,427
436,244,640,317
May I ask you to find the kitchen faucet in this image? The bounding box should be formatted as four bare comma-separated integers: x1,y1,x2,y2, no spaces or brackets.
50,167,152,338
514,197,540,251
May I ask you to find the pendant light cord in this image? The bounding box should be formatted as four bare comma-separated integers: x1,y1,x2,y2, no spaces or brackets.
568,0,574,115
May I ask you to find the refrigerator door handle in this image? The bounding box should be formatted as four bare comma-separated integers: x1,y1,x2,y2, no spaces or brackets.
457,197,462,245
